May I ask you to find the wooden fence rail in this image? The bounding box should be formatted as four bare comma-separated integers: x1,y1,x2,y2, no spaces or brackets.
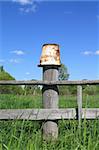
0,108,99,120
0,80,99,85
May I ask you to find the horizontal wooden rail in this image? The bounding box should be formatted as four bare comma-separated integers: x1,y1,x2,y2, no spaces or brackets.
0,80,99,85
0,108,99,120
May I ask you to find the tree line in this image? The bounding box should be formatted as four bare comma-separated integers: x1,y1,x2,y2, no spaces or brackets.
0,65,99,95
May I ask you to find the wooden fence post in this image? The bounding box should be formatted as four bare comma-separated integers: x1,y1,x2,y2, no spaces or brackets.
42,65,59,140
38,43,60,140
77,85,82,127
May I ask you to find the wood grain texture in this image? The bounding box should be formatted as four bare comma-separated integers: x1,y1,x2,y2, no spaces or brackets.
42,66,59,139
82,108,99,119
0,108,99,120
77,85,82,127
0,80,99,85
0,109,76,120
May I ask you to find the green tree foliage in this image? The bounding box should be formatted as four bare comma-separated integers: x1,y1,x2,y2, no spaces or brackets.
83,85,99,95
82,79,99,95
58,64,69,80
0,66,15,80
0,66,23,94
58,64,99,96
24,80,41,95
58,64,70,95
0,66,4,72
58,64,77,95
0,66,41,95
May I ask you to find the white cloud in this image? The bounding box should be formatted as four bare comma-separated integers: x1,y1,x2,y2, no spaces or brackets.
12,0,33,5
19,4,37,13
82,51,93,55
95,50,99,55
11,50,25,55
82,50,99,56
9,59,20,63
12,0,39,13
26,72,30,75
0,58,23,64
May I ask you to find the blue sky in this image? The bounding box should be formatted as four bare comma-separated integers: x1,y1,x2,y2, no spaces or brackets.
0,0,99,80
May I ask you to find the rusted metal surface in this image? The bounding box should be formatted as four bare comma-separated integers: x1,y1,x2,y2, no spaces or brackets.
39,44,60,65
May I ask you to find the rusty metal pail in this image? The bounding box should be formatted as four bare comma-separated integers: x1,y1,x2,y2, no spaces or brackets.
39,44,61,66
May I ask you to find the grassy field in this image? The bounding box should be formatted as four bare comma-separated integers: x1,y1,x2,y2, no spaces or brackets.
0,119,99,150
0,94,99,150
0,94,99,109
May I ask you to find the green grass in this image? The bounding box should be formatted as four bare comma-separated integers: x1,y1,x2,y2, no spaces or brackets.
0,94,42,109
0,120,99,150
0,94,99,149
0,94,99,109
59,94,99,108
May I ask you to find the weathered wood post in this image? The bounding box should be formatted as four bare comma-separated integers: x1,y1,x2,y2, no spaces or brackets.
38,44,61,140
77,85,82,128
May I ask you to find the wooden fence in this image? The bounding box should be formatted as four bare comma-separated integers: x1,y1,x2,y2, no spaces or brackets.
0,62,99,138
0,79,99,139
0,80,99,121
